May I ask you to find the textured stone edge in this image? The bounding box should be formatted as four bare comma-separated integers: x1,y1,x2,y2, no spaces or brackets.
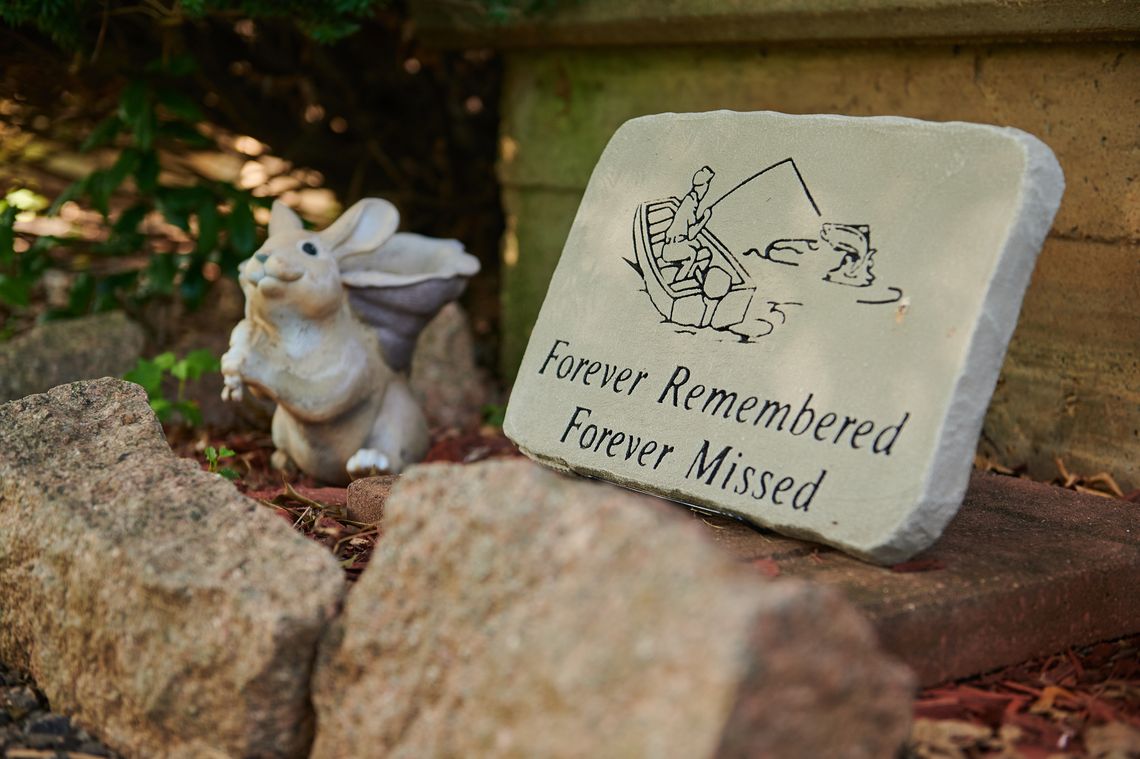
887,127,1065,563
410,0,1140,48
0,380,347,758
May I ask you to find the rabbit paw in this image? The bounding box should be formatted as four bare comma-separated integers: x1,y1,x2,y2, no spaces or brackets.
221,371,244,403
347,449,392,479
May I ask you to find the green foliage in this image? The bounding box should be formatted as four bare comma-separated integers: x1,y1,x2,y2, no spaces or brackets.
0,190,56,319
204,444,239,480
0,0,392,50
482,402,507,428
0,57,267,320
124,348,219,427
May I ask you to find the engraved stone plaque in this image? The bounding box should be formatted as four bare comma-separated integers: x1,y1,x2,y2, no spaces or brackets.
504,111,1064,563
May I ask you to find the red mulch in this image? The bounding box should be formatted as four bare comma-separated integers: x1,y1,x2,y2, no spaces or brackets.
169,424,522,582
911,635,1140,757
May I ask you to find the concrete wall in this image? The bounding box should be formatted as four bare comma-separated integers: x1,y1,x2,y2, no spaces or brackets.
414,1,1140,487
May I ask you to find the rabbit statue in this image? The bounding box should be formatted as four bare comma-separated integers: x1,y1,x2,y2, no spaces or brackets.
221,198,480,485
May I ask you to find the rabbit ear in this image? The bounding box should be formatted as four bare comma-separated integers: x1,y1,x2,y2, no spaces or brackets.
269,200,304,236
320,199,399,261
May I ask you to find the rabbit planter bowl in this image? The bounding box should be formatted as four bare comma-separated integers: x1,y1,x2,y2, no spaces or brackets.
221,198,479,485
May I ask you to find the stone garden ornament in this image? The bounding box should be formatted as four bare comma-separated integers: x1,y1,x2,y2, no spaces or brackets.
504,111,1065,564
222,198,479,484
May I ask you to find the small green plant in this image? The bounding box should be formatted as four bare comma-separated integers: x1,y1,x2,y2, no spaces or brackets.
123,348,219,426
482,402,507,428
204,445,239,480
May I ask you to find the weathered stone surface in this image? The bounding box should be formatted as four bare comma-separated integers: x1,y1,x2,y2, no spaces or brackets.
409,302,490,430
505,110,1063,563
311,458,914,758
345,475,396,523
0,379,345,759
700,469,1140,686
0,312,145,403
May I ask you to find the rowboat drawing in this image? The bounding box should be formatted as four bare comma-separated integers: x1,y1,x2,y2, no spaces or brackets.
628,158,902,341
632,196,755,330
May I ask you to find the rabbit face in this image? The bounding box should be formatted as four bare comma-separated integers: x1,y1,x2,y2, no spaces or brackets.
242,232,344,319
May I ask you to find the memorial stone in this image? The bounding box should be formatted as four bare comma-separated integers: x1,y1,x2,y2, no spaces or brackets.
504,111,1064,563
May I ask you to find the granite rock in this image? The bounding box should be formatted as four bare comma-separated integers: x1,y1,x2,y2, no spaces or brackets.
311,458,914,758
0,379,345,759
0,312,144,403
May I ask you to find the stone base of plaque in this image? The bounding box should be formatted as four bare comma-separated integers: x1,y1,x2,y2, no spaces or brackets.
699,470,1140,687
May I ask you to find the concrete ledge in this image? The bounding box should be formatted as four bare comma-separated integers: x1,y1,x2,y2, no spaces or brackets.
411,0,1140,48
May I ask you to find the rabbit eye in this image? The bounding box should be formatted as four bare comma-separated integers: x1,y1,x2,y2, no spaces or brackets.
301,242,318,256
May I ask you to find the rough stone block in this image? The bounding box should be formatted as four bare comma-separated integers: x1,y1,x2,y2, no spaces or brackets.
0,379,345,759
311,458,914,758
0,312,144,403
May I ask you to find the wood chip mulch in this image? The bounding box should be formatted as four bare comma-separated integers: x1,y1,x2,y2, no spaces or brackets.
172,425,523,583
909,635,1140,757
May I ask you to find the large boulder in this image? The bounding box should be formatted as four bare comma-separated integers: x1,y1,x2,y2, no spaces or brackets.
0,312,144,403
0,379,345,759
311,459,914,758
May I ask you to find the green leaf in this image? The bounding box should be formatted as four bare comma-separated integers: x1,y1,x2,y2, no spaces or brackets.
170,357,191,382
152,351,177,371
118,80,148,130
81,115,122,152
174,400,202,427
113,203,149,235
145,55,198,77
0,206,16,264
134,151,160,194
156,88,204,123
66,272,94,315
156,121,213,148
219,467,239,481
218,446,235,458
0,275,30,308
149,397,174,422
227,199,257,257
205,445,219,465
182,348,220,380
47,178,86,217
146,253,177,295
196,202,219,256
86,170,115,217
107,148,142,192
124,359,164,397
